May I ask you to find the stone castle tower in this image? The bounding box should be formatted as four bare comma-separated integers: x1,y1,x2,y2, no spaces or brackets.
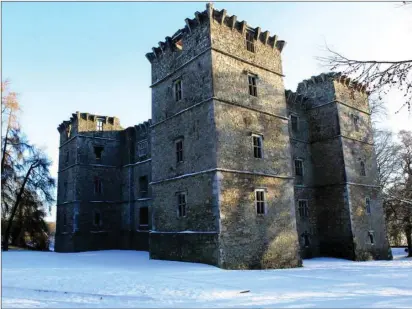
55,3,391,268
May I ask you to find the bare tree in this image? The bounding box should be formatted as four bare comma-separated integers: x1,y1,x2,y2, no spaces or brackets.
382,130,412,255
319,48,412,112
318,2,412,112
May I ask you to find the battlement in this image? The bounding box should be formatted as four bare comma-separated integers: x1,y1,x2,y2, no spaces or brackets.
285,89,311,106
146,3,285,62
133,119,152,135
297,72,369,96
57,112,121,133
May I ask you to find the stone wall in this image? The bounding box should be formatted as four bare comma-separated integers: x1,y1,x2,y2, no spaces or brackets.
214,102,291,176
210,9,284,75
151,51,213,124
347,185,391,260
150,232,219,266
151,101,216,182
218,172,301,269
151,172,218,232
315,185,355,259
211,51,286,117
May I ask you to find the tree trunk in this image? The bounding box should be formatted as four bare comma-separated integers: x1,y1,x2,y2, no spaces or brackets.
1,121,11,177
2,162,36,251
406,226,412,258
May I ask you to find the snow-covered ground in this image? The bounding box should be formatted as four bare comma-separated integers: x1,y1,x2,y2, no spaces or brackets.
2,248,411,308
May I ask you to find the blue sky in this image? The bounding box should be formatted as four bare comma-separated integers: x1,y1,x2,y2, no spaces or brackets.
2,2,411,220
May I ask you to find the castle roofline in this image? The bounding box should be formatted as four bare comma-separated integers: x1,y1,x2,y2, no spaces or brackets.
146,3,286,62
297,72,369,95
123,119,153,135
57,112,121,132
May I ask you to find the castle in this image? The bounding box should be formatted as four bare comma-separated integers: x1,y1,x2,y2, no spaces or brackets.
55,4,392,269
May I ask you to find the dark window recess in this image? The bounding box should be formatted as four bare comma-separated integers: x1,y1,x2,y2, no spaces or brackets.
174,80,182,101
366,198,371,214
248,75,258,96
245,30,255,52
291,115,299,133
63,181,67,199
94,177,102,194
139,207,149,226
302,231,310,247
63,213,67,226
360,161,366,176
94,146,104,160
176,139,184,163
253,135,263,158
255,190,265,215
177,193,187,217
369,232,374,244
139,176,149,198
295,160,303,176
65,152,69,164
353,115,360,132
298,200,309,218
94,211,101,226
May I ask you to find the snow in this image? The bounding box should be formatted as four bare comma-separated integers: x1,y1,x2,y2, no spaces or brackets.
2,248,411,308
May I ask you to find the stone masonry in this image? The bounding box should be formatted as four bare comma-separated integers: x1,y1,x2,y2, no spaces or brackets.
55,3,392,269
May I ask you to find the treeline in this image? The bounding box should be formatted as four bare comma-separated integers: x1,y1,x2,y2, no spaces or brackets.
372,102,412,256
1,81,55,251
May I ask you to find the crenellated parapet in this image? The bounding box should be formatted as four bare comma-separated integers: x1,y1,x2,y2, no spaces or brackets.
145,3,286,63
297,72,369,96
285,89,312,110
134,119,152,136
57,111,122,133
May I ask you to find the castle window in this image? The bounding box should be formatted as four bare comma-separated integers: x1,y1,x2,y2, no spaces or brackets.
96,118,104,131
368,231,375,245
245,30,255,53
73,212,79,232
66,125,71,138
302,231,310,247
177,192,187,217
139,207,149,228
255,189,266,215
63,181,68,200
94,176,102,194
298,200,309,218
291,115,299,133
174,79,182,102
176,139,184,163
295,159,303,176
360,160,366,176
138,140,148,157
139,176,149,198
93,210,102,227
353,115,360,132
252,134,263,159
248,74,258,97
63,213,67,226
366,197,371,215
65,151,69,164
94,146,103,161
175,39,183,51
